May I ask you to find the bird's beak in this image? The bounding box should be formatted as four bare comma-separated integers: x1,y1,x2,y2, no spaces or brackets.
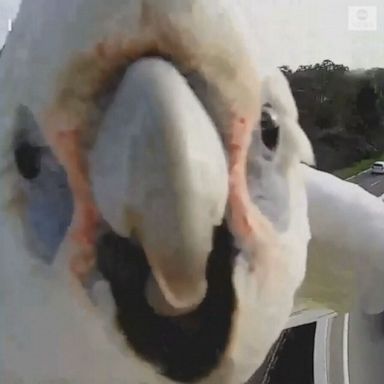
89,58,228,314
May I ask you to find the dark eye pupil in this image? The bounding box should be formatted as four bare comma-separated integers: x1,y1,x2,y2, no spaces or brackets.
14,142,42,180
261,109,279,150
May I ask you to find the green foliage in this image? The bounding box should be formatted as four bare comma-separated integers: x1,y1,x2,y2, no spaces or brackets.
280,60,384,172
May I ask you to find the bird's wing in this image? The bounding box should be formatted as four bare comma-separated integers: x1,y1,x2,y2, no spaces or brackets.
296,165,384,315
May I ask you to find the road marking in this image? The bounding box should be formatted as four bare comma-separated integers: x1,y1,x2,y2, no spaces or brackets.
370,180,382,187
357,169,370,176
343,314,351,384
346,168,370,181
314,316,332,384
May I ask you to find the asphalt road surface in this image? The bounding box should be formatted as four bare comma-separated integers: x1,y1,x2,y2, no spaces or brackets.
247,170,384,384
349,169,384,197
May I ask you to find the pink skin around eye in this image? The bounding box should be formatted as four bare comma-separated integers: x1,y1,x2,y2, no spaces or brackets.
44,122,101,282
226,113,261,269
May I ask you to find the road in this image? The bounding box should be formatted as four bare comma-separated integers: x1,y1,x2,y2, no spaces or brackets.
349,170,384,197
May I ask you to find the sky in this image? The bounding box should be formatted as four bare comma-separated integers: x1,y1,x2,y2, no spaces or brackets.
0,0,19,44
0,0,383,69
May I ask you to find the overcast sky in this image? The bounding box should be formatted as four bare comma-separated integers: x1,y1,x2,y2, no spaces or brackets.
0,0,383,69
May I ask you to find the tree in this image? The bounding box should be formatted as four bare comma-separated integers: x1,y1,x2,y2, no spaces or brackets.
279,65,293,77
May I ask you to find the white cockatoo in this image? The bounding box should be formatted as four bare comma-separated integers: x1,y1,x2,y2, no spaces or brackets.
0,1,383,384
296,166,384,316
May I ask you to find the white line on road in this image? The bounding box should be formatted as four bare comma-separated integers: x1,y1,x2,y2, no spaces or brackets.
370,180,382,187
357,169,370,177
342,314,350,384
314,316,332,384
346,168,370,180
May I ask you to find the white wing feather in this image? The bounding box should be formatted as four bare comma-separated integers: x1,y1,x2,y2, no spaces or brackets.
298,165,384,315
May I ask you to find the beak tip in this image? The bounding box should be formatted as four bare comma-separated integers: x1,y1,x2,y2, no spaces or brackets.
146,272,207,316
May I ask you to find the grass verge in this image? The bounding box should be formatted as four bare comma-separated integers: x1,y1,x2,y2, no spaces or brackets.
333,153,384,180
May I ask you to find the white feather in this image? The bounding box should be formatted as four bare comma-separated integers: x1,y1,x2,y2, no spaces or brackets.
297,166,384,315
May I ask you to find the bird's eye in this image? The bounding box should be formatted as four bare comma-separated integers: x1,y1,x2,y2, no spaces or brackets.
9,105,74,263
261,107,279,151
14,141,42,180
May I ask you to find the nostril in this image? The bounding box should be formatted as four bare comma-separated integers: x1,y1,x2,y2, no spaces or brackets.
14,141,42,180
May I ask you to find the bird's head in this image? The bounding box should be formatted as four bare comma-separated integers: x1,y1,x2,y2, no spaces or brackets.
0,0,313,383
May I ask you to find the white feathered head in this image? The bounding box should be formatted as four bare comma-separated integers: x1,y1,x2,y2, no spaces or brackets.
0,1,313,383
